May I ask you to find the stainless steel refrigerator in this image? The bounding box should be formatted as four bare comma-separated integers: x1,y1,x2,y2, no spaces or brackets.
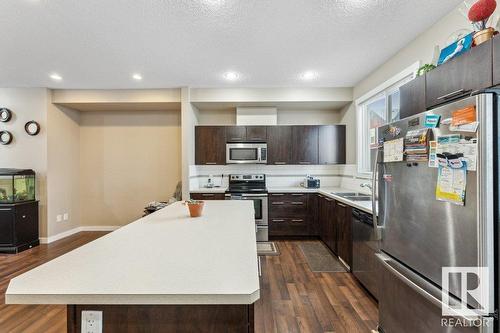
374,92,497,333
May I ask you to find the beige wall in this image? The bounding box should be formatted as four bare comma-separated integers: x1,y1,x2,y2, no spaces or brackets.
0,88,49,237
79,110,181,226
47,104,81,236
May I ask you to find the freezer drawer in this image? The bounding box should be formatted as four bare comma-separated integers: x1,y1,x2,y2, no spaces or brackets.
377,253,494,333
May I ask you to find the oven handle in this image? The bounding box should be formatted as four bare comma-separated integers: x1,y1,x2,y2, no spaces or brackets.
225,193,268,198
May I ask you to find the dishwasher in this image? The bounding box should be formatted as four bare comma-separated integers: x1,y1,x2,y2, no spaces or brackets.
352,208,380,300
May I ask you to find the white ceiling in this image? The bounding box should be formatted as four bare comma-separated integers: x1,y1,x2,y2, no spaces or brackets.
1,0,461,89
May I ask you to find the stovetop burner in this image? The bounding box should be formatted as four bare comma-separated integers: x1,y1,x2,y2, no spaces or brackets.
226,174,267,194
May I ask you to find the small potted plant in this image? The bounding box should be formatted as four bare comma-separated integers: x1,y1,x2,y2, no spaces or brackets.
185,199,205,217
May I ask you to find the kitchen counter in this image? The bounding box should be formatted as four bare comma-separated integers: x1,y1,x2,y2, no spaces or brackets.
191,186,375,215
6,201,260,305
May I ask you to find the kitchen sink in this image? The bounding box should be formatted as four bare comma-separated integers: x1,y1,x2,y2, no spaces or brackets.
343,196,372,201
331,192,372,201
332,192,358,196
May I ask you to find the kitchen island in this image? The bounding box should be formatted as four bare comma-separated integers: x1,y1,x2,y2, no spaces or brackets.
6,201,260,332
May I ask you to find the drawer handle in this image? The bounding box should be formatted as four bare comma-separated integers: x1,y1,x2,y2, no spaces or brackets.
272,219,285,222
291,194,304,196
299,161,311,165
205,162,217,165
274,162,286,165
272,202,285,205
337,203,347,208
22,215,27,219
230,137,243,141
325,198,333,202
0,208,12,211
271,194,284,196
291,219,304,223
437,89,469,100
291,202,304,205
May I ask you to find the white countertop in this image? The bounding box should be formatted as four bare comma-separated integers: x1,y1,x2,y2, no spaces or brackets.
6,201,260,305
191,186,375,214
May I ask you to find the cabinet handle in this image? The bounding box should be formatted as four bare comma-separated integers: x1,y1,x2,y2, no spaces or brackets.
437,89,468,100
0,208,12,211
299,161,311,165
291,219,304,223
325,198,333,202
272,219,285,222
291,194,304,197
274,162,286,165
272,202,285,205
337,203,347,208
250,138,263,140
205,162,217,165
291,202,304,205
22,215,27,219
271,194,284,196
230,137,243,141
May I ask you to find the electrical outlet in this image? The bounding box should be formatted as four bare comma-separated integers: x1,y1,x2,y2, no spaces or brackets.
56,215,62,222
81,310,102,333
63,213,69,221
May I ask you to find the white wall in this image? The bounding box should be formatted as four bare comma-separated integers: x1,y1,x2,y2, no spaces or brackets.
181,88,200,200
0,88,49,237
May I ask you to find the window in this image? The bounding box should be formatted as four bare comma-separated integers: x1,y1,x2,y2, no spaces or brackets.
356,62,419,174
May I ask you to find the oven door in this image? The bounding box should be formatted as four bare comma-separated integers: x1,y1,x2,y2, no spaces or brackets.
226,143,266,164
225,193,268,226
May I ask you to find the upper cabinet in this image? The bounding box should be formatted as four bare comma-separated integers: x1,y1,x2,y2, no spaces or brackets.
493,36,500,86
426,40,493,109
399,75,426,119
291,126,319,165
195,126,226,165
318,125,346,165
267,126,292,165
225,126,267,142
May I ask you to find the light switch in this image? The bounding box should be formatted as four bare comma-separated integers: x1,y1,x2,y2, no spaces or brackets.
56,215,62,222
63,213,69,221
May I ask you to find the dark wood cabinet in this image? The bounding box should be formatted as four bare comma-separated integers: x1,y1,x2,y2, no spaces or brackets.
225,126,246,142
335,201,352,269
246,126,267,141
267,126,292,165
399,75,426,119
190,193,226,200
269,193,310,236
0,201,39,253
318,125,346,164
318,195,336,254
426,40,493,108
195,126,226,165
291,126,319,165
493,36,500,86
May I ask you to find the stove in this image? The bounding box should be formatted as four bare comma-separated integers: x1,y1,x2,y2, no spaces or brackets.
225,174,268,241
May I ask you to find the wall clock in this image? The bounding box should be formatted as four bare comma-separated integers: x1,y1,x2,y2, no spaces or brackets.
25,121,41,136
0,131,13,145
0,108,12,122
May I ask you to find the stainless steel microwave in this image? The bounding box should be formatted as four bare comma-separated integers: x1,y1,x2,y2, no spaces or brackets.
226,143,267,164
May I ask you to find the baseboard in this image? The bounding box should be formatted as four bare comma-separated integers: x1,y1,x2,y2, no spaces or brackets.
40,226,120,244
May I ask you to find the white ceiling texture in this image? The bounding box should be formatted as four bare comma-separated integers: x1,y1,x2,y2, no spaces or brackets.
0,0,462,89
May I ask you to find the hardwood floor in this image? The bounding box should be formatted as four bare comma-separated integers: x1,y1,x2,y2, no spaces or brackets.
0,234,378,333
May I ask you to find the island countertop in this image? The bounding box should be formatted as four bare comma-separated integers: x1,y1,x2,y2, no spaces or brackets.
6,201,260,305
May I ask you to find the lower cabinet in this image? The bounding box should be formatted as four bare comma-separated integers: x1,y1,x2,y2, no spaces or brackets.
269,193,311,236
190,193,226,200
335,201,352,269
318,195,337,254
0,201,39,254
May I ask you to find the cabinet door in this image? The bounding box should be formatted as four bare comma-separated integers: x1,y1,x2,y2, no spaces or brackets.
15,202,38,245
291,126,319,165
195,126,226,165
225,126,246,142
318,125,346,164
399,75,426,119
267,126,292,165
426,40,492,108
493,36,500,86
190,193,226,200
246,126,267,142
325,197,337,254
308,194,319,236
336,201,352,269
0,207,14,245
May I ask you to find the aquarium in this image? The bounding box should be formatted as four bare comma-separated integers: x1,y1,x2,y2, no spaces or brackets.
0,169,36,204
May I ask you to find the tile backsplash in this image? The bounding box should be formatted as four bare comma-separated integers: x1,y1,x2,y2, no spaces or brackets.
189,164,371,193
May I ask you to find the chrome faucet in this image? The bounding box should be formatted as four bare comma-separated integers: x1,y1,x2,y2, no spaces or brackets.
360,183,372,191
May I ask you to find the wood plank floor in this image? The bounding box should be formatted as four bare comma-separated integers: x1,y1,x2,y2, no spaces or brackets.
0,234,378,333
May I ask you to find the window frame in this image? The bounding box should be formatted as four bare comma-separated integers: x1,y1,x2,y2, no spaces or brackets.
356,62,420,175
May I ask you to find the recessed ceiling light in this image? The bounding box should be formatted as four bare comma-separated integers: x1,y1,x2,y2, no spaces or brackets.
223,71,240,81
49,73,62,81
132,73,143,81
300,71,319,81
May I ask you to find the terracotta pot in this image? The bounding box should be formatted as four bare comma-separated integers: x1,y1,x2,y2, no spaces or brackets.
473,27,495,46
187,201,204,217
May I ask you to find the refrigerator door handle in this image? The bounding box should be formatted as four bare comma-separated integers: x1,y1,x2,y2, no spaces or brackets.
376,253,489,326
371,147,381,240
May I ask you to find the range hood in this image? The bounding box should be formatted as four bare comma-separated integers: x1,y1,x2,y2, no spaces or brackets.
236,107,277,126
